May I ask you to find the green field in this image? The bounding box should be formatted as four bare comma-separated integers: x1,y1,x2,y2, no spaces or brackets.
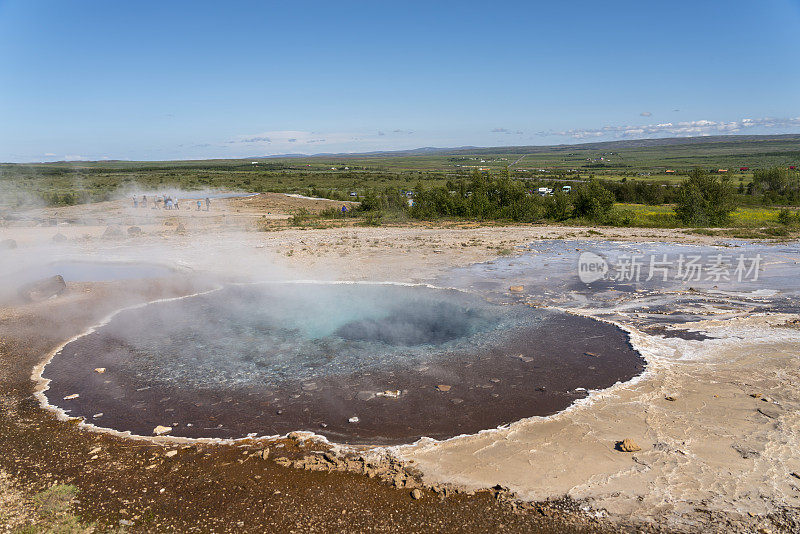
1,135,799,235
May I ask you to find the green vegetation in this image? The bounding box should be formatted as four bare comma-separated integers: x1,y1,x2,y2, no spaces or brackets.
14,484,93,534
1,135,799,234
674,169,737,226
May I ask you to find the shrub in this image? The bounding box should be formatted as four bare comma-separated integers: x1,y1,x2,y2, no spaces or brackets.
674,168,737,226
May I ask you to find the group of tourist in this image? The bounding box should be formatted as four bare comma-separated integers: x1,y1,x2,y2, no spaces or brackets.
133,195,211,211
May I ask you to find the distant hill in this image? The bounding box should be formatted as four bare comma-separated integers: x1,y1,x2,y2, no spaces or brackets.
255,134,800,159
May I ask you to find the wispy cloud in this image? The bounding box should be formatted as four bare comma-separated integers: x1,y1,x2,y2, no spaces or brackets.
491,128,524,134
640,111,652,117
545,116,800,140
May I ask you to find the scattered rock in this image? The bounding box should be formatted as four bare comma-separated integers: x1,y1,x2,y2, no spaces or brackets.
175,223,187,233
127,226,143,236
119,519,133,526
102,225,124,238
348,416,360,423
733,444,760,459
88,447,102,455
791,472,800,480
52,233,68,243
376,390,401,398
94,367,106,374
584,352,598,357
436,385,451,392
153,425,172,435
509,285,524,293
615,438,642,452
63,394,79,400
0,238,17,249
750,393,762,398
758,406,784,419
260,449,270,460
18,275,67,302
664,395,677,401
356,391,375,401
165,450,178,458
410,489,422,500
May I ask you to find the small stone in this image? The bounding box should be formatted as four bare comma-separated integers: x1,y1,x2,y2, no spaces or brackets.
153,425,172,435
119,519,133,526
94,367,106,374
758,406,784,419
750,393,762,398
260,449,270,460
665,395,676,401
616,438,642,452
63,394,79,400
411,489,422,500
165,450,178,458
89,447,102,455
348,416,360,423
509,285,524,293
436,385,451,392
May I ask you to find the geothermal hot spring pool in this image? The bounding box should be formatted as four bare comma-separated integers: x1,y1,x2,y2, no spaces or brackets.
44,282,645,445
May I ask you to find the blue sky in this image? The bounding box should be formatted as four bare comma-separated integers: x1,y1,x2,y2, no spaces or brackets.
1,0,799,162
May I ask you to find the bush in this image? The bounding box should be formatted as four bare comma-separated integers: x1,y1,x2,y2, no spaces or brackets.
674,168,737,226
572,180,615,222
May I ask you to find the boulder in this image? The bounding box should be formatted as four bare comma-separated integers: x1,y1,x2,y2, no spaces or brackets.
0,239,17,249
615,438,642,452
127,226,143,236
103,226,124,238
18,275,67,302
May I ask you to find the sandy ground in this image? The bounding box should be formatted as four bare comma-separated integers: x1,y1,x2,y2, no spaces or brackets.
2,193,799,532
